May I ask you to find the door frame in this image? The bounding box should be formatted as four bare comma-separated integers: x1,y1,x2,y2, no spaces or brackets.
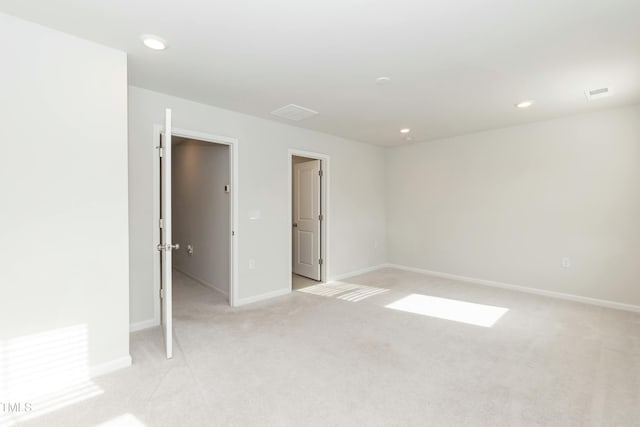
153,125,240,320
288,149,329,289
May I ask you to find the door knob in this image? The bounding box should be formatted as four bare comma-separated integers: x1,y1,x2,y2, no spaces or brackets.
292,223,298,227
157,243,180,251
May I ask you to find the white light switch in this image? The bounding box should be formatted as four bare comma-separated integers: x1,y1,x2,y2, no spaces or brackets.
562,257,571,268
249,259,256,270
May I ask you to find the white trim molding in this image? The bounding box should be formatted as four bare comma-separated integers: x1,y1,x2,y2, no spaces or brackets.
288,149,330,291
129,318,159,333
235,288,291,307
235,264,389,306
153,124,240,318
387,264,640,313
90,355,132,378
328,264,388,282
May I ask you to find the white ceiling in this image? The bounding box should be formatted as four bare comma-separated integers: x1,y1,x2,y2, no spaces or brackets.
2,0,639,146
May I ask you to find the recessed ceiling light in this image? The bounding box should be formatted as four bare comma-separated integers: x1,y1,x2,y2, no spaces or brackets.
515,100,534,108
400,128,411,134
141,35,167,50
376,77,391,85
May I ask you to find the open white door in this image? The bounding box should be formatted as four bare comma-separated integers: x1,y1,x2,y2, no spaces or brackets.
159,108,176,359
293,159,321,280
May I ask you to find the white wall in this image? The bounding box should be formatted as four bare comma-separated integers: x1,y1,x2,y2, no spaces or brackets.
129,87,387,324
0,13,129,375
172,141,230,296
387,104,640,306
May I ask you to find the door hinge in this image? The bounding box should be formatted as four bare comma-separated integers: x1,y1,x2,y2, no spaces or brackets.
232,230,236,236
160,287,164,299
158,147,164,158
159,218,164,229
318,170,323,177
319,258,323,265
318,214,323,221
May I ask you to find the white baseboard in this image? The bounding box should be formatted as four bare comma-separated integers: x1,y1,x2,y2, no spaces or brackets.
129,318,159,332
328,264,388,282
235,288,291,307
387,263,640,313
232,263,387,306
90,355,132,378
173,266,229,297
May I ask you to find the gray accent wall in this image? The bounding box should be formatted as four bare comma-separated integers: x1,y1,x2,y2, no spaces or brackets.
172,140,231,297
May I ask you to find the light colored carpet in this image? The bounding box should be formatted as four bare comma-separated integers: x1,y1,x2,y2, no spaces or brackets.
291,273,319,290
15,268,640,426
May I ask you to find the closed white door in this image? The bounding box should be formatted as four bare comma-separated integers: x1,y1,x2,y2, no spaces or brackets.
159,108,176,359
293,159,321,280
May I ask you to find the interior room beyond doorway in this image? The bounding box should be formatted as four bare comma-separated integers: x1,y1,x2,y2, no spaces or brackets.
171,136,231,302
291,154,325,290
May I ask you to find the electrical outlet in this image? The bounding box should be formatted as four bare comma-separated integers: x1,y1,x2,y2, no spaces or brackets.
562,257,571,268
187,244,194,256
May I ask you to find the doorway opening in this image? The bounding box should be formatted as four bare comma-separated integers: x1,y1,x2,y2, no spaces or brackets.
289,150,329,291
153,123,239,355
171,136,231,301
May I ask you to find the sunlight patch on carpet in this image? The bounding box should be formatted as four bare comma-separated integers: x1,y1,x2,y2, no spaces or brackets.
385,294,508,327
298,282,389,302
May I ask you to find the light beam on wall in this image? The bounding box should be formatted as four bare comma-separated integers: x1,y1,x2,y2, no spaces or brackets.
0,325,104,425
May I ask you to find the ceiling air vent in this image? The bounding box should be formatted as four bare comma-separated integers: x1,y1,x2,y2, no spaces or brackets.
585,87,612,101
270,104,319,121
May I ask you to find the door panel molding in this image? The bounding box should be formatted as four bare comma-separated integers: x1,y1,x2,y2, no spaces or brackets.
288,149,329,289
293,159,321,279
